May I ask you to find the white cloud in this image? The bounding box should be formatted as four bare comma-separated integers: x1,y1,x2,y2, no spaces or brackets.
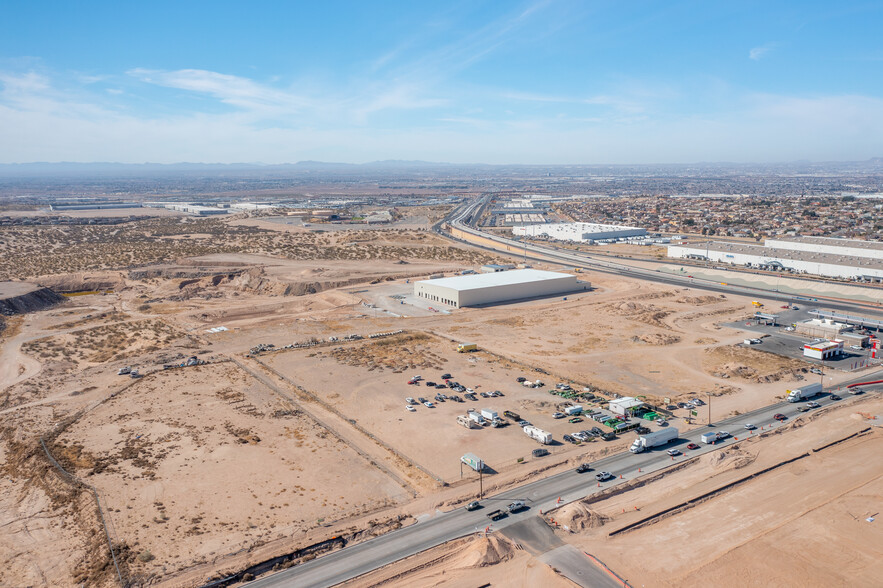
749,45,773,60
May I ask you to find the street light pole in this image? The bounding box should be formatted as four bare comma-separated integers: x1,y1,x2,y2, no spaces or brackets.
707,393,712,425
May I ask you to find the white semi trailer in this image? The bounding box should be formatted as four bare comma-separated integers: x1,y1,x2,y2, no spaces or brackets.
786,382,822,402
629,427,679,453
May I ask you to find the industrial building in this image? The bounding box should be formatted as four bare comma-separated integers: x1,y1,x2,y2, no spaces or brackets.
413,269,583,308
608,397,645,416
667,240,883,281
765,236,883,261
512,222,647,243
795,318,851,339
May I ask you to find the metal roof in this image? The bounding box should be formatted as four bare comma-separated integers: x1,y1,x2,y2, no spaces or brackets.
416,269,575,292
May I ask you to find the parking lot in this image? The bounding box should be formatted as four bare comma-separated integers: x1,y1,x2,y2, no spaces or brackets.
264,334,672,481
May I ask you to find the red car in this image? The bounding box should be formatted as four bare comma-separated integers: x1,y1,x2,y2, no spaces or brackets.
773,413,787,421
686,443,700,450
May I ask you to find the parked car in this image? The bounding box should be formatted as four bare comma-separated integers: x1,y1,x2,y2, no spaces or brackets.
563,434,578,444
850,345,863,351
552,412,565,419
480,391,490,398
568,417,583,424
572,432,589,441
516,377,527,382
575,463,592,473
595,471,614,482
464,393,477,401
504,410,520,420
466,501,481,511
406,405,416,412
425,381,436,387
516,420,531,427
441,373,452,380
406,397,415,404
686,443,700,450
635,426,650,435
435,384,447,389
532,448,549,458
423,401,434,408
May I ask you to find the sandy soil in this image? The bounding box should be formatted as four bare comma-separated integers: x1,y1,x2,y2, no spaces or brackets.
1,241,880,587
53,362,409,581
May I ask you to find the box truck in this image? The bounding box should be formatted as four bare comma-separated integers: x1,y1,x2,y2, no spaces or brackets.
480,409,498,421
457,343,478,353
786,382,822,403
629,427,679,453
523,425,552,444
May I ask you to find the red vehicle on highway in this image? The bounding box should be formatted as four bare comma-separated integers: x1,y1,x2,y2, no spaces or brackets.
773,413,787,421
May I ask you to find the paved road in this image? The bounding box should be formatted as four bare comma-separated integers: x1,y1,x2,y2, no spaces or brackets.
441,196,883,318
247,373,881,587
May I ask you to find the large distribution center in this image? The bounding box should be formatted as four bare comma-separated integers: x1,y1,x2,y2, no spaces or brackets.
667,238,883,281
414,269,582,308
512,222,647,243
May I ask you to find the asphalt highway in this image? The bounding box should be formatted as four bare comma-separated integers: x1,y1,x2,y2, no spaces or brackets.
440,196,883,317
248,372,881,587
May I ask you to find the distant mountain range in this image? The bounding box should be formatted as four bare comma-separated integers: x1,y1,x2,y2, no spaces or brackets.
0,158,881,177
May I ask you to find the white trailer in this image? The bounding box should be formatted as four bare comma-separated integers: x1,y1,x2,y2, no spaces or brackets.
565,405,583,416
480,409,498,421
523,425,552,444
629,427,679,453
786,382,822,402
457,415,478,429
468,412,486,425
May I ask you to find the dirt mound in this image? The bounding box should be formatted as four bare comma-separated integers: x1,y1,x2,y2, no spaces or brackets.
553,500,612,532
709,448,756,471
37,272,125,293
676,295,722,306
0,284,65,315
632,333,681,345
448,534,515,568
606,301,672,328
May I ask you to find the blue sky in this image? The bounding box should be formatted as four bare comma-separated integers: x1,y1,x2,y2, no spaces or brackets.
1,0,882,164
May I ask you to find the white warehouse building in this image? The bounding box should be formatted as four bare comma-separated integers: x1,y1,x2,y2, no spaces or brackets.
512,222,646,243
414,269,583,308
765,236,883,260
667,241,883,281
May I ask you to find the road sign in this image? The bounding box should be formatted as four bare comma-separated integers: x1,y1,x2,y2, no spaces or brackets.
691,410,698,416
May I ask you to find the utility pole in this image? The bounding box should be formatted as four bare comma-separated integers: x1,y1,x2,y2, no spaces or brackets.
479,467,483,500
707,392,712,425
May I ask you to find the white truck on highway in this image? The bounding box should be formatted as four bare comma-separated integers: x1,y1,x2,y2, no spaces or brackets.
786,382,822,403
701,431,728,444
629,427,679,453
523,425,552,445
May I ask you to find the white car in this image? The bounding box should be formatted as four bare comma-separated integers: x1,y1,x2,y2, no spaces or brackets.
406,405,416,412
423,401,434,408
552,412,565,419
850,345,863,351
744,423,756,430
667,448,681,456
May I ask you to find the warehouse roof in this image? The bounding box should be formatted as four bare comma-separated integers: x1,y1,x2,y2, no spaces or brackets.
771,236,883,254
417,269,575,291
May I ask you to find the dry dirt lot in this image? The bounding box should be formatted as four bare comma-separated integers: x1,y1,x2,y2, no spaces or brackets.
52,362,409,582
264,332,628,482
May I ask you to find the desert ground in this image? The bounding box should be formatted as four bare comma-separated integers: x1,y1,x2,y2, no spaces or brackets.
1,206,881,587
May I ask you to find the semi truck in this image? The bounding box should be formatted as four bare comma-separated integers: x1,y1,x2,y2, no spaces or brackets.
629,427,679,453
786,382,822,403
523,425,552,445
461,452,484,472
